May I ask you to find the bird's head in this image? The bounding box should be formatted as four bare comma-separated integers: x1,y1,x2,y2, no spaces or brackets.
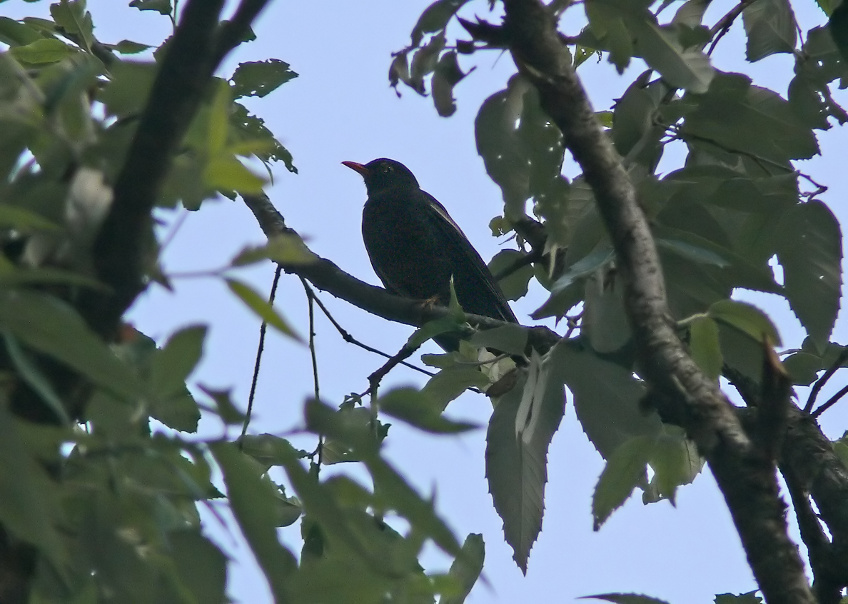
342,158,419,196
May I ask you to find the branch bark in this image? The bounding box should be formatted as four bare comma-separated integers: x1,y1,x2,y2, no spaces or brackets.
241,194,560,354
495,0,813,601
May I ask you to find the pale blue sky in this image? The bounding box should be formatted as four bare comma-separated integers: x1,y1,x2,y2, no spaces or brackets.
5,1,848,602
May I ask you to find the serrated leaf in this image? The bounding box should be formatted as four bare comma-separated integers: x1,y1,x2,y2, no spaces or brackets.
226,278,301,341
742,0,797,61
380,387,479,433
689,316,722,380
231,59,298,99
708,299,782,347
486,353,565,573
682,73,819,163
553,341,661,458
149,326,205,432
440,533,485,604
776,201,842,352
632,21,714,93
592,435,653,529
50,0,94,53
645,426,703,504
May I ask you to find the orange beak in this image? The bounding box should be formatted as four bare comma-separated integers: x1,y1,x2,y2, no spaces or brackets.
341,161,369,177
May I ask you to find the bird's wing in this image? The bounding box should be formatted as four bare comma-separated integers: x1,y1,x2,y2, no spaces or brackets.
421,191,518,323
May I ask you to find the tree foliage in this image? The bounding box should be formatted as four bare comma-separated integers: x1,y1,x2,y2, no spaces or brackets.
0,0,847,603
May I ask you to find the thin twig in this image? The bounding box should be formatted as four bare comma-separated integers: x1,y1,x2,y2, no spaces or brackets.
240,265,282,439
306,282,436,378
812,384,848,419
300,278,325,468
805,348,848,413
707,0,757,55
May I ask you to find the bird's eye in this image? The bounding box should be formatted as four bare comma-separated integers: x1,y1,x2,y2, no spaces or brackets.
381,165,393,173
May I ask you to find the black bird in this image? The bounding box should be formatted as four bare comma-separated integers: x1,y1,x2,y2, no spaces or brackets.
343,158,517,348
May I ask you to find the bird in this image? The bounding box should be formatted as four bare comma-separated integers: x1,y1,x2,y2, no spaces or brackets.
342,158,517,349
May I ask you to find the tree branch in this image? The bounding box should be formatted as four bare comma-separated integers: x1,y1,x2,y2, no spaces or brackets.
240,194,560,354
496,0,813,601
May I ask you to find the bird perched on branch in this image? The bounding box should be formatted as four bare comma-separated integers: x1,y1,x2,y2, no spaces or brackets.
343,158,517,349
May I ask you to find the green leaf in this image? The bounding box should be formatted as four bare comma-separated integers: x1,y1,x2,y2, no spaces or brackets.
776,201,842,352
486,353,565,573
708,300,782,347
440,533,485,604
0,17,42,47
380,387,479,434
632,21,714,93
583,269,632,353
742,0,797,61
714,592,764,604
644,426,703,505
532,247,614,320
3,333,70,424
111,39,151,54
168,531,227,604
0,406,68,577
554,341,661,458
584,1,635,72
198,385,246,424
475,76,531,218
231,234,317,267
688,316,722,380
129,0,172,15
421,365,489,412
226,278,301,341
828,1,848,63
431,51,469,117
592,435,653,530
0,289,142,401
488,249,534,301
782,352,823,386
210,442,297,601
582,594,671,604
99,60,158,117
149,326,205,432
231,59,298,99
50,0,95,53
10,38,74,64
468,323,528,356
410,0,470,47
682,73,819,163
204,156,266,193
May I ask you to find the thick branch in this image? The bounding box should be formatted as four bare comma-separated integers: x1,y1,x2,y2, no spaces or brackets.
82,0,226,337
781,407,848,590
497,0,813,601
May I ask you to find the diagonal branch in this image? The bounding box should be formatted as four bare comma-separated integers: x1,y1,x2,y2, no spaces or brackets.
240,193,561,354
496,0,813,601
